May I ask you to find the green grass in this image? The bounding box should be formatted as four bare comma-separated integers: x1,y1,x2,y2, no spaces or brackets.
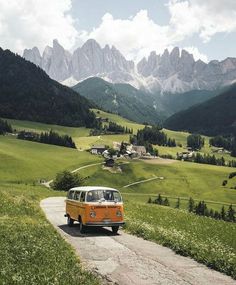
1,113,236,281
91,108,145,133
4,111,236,162
0,183,99,285
79,160,236,207
5,118,90,137
0,135,102,284
124,202,236,279
0,136,102,183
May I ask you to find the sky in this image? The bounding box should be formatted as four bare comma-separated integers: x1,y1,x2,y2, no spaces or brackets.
1,0,236,63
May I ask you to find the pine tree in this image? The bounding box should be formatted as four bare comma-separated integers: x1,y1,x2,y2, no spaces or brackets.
188,197,195,212
227,204,235,222
155,194,163,205
175,198,180,209
163,198,170,206
147,197,152,204
221,206,226,220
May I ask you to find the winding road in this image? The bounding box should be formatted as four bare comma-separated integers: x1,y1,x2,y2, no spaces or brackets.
41,197,236,285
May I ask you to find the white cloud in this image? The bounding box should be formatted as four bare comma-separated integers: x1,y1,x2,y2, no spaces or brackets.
80,10,170,61
0,0,78,54
80,9,209,62
0,0,235,61
168,0,236,42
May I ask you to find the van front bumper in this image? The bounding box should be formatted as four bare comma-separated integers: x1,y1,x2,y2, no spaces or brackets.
85,221,125,227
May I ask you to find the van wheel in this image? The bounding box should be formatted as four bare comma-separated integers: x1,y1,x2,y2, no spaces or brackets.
79,217,86,233
112,226,119,234
67,216,74,227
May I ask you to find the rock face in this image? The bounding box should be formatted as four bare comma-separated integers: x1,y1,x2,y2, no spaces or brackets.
23,39,236,93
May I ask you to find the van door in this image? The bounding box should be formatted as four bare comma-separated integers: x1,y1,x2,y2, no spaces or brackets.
79,192,86,223
72,191,81,220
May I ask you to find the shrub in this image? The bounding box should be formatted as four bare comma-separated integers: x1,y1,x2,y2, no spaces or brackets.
229,172,236,179
222,180,228,186
52,171,84,191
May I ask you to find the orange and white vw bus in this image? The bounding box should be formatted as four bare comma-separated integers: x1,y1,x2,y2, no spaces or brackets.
65,186,125,234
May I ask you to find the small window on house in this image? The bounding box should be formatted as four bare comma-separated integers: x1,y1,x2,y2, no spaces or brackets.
74,191,81,200
80,191,86,202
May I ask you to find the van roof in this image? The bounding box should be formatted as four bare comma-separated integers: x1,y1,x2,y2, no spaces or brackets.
69,186,119,192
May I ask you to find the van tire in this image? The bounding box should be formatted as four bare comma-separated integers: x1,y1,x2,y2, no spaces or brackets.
112,226,119,234
67,215,74,227
79,217,86,233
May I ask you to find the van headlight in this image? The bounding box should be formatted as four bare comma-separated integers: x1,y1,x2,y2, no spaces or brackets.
90,211,96,218
116,210,122,217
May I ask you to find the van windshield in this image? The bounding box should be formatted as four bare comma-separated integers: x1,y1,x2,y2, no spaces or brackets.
86,190,122,202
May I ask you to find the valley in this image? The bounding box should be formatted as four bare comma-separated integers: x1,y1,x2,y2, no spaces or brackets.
1,108,236,283
2,2,236,284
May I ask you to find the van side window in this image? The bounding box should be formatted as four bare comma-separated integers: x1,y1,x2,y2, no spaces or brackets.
67,191,74,200
80,192,86,202
74,191,81,200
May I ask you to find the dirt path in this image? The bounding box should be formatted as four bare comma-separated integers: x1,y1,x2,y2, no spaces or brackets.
42,162,103,188
41,197,236,285
123,176,164,188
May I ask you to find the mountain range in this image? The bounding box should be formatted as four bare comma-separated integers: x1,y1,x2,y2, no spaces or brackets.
23,39,236,94
0,48,96,127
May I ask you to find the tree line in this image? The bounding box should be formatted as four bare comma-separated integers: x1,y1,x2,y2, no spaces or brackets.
148,195,235,223
90,121,133,136
0,119,13,135
130,126,176,148
178,152,236,168
187,134,204,150
17,130,76,149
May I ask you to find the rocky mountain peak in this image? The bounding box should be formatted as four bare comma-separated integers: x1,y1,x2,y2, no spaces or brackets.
23,41,236,94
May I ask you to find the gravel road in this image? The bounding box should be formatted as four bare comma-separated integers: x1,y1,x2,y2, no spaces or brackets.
41,197,236,285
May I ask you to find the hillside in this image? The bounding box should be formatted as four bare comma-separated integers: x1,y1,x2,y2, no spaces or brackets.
164,84,236,135
72,77,164,124
160,89,222,115
0,48,96,127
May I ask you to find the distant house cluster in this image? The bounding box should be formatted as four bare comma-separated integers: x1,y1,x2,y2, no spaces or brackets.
90,142,148,160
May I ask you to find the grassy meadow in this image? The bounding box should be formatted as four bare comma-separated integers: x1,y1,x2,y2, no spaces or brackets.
0,135,101,284
79,160,236,209
1,111,236,280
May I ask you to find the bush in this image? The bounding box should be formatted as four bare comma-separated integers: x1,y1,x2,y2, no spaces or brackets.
229,172,236,179
52,171,84,191
222,180,228,186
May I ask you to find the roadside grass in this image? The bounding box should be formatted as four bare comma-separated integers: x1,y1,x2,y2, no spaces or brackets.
0,183,99,285
124,201,236,279
0,136,102,284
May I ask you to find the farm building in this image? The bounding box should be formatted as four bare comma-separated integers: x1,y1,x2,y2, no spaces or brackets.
91,145,107,155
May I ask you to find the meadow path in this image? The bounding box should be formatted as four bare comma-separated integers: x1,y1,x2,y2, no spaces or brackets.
41,197,236,285
42,162,103,188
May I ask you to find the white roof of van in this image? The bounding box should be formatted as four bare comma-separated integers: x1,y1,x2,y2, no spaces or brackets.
69,186,119,192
